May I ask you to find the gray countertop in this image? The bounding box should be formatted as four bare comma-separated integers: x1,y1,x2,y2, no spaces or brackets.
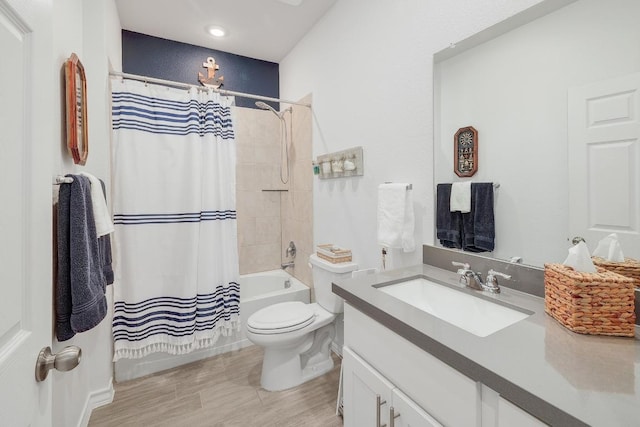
332,263,640,427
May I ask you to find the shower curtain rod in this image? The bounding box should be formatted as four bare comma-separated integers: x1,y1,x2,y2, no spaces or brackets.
109,71,312,108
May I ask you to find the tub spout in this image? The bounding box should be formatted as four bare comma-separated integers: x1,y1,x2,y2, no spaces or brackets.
281,261,295,270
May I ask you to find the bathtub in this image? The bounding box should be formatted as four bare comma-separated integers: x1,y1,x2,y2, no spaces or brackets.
114,270,310,382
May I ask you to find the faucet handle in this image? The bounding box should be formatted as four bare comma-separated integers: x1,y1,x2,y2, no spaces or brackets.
452,261,470,270
484,269,510,294
487,269,511,280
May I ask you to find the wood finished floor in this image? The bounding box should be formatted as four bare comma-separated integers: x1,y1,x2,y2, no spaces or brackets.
89,345,343,427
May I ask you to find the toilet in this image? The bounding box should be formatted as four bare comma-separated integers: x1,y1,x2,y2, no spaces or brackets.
246,254,358,391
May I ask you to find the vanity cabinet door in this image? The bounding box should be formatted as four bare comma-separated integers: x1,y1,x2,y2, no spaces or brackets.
343,346,394,427
343,346,444,427
391,388,443,427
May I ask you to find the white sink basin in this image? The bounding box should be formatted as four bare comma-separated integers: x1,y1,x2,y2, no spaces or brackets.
378,277,531,337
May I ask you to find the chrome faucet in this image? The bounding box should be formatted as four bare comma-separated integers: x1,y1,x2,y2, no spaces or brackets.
281,261,295,270
452,262,511,294
484,269,511,294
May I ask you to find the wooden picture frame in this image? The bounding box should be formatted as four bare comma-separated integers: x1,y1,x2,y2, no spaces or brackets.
65,53,88,165
454,126,478,177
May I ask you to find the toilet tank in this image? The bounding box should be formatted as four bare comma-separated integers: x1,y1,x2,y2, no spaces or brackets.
309,254,358,314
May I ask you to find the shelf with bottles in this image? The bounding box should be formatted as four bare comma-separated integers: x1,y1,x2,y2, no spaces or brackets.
314,146,363,179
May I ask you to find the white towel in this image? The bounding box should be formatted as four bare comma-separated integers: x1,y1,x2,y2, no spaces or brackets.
450,181,471,213
79,172,114,237
377,183,415,252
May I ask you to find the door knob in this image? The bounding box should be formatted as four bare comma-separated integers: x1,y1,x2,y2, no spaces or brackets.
35,346,82,382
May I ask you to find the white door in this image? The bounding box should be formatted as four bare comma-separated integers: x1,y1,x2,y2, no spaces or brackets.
0,0,54,425
568,72,640,258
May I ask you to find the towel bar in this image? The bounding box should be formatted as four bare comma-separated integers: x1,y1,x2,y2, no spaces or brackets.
54,176,74,184
441,181,500,189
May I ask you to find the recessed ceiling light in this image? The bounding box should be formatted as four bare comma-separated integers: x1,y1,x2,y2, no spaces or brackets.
206,26,226,38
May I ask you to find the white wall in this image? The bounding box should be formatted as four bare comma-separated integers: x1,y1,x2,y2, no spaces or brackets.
280,0,545,272
52,1,121,426
435,0,640,267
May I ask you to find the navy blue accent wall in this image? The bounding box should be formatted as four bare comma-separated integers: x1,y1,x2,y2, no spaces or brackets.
121,30,279,109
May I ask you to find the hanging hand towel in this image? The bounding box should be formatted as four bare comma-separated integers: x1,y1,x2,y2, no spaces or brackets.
79,172,114,237
450,181,471,213
377,183,415,252
56,174,108,341
436,184,462,249
461,183,495,252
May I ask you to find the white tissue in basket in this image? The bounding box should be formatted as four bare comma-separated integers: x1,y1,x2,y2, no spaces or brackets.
563,241,597,273
592,233,625,262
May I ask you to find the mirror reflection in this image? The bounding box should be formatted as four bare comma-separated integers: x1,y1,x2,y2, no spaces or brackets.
433,0,640,267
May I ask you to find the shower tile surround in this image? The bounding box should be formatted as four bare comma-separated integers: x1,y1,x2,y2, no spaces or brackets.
235,94,314,288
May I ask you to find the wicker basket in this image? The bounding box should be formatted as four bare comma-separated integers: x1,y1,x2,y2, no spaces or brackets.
592,257,640,287
544,263,636,337
316,244,352,264
317,252,353,263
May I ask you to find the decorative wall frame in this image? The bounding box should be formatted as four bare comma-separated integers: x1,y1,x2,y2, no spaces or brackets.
454,126,478,177
64,53,89,165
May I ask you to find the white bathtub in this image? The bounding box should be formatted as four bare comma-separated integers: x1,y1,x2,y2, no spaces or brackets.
114,270,310,382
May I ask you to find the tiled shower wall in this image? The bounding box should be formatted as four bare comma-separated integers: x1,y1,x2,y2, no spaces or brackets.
234,96,313,287
281,95,313,287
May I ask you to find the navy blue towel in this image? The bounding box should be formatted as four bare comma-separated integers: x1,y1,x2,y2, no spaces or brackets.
461,183,495,252
56,174,107,341
436,184,462,249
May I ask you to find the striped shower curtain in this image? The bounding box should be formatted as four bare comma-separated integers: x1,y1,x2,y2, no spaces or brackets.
111,80,239,360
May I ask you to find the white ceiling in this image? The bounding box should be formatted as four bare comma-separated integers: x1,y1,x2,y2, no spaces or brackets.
115,0,338,63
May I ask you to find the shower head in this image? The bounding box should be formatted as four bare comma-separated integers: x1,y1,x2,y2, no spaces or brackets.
255,101,279,116
256,101,292,119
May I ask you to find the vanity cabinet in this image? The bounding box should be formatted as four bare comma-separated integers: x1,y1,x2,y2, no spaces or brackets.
343,346,442,427
344,304,480,426
344,303,548,427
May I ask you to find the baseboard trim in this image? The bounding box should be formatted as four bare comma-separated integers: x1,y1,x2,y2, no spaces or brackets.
331,341,343,357
78,379,115,427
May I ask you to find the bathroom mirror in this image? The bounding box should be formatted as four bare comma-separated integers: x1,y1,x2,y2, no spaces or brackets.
433,0,640,267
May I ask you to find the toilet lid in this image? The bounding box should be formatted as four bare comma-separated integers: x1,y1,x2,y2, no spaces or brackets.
247,301,315,333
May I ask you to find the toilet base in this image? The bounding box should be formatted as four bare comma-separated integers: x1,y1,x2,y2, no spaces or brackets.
260,324,335,391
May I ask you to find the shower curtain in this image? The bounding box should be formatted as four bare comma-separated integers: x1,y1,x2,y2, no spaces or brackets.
111,80,239,360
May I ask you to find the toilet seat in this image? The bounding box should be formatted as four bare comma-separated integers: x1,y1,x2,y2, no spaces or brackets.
247,301,316,334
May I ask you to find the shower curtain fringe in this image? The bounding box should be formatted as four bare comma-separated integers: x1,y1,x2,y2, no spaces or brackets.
113,323,241,360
